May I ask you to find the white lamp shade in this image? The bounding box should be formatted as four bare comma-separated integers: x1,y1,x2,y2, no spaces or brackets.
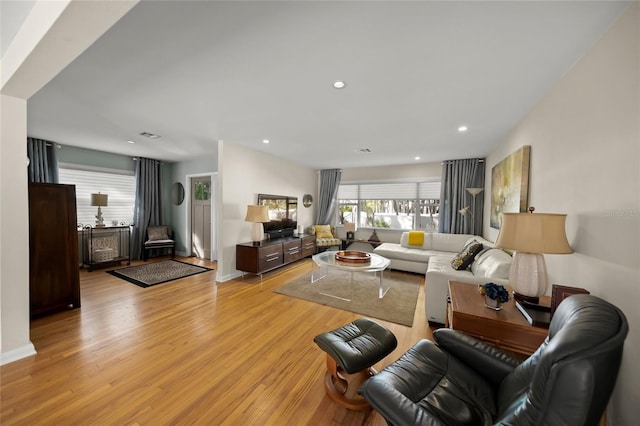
91,193,108,207
496,212,573,254
466,187,484,196
344,222,356,232
244,205,269,223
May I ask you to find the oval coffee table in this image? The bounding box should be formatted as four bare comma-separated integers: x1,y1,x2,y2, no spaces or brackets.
311,251,391,301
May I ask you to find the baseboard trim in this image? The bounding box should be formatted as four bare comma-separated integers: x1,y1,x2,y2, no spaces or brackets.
1,342,37,365
217,271,243,282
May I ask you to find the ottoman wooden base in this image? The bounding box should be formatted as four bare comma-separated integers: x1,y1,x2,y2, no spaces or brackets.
323,355,373,411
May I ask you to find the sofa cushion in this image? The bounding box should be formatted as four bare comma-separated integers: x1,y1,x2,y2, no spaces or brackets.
400,232,433,250
451,239,484,270
428,255,474,279
375,242,443,264
471,248,512,280
314,225,334,238
407,231,425,246
431,233,475,252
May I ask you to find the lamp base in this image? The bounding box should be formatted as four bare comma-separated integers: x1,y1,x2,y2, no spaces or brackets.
512,291,540,305
509,252,548,302
95,206,105,228
251,222,264,242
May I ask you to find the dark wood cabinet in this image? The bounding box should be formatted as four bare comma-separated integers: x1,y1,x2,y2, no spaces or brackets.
236,235,316,275
29,183,81,317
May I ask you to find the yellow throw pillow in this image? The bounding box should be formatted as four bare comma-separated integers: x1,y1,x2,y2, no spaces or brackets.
407,231,425,246
314,225,334,239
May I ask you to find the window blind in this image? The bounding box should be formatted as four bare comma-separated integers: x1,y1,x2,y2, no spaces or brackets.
59,165,135,227
338,181,441,200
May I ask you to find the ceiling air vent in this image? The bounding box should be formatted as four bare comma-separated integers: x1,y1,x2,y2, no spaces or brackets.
139,131,161,139
359,148,372,153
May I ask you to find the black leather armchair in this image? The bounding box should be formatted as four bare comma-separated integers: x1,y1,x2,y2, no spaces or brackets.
360,295,628,426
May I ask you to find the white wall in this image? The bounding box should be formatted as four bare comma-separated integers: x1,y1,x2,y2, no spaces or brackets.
341,162,442,183
216,141,317,281
483,4,639,424
169,154,217,255
0,94,35,362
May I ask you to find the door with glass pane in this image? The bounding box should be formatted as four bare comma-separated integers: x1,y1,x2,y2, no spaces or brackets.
191,176,211,259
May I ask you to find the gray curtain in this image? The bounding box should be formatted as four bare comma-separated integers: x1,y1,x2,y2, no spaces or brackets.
438,158,485,235
131,158,164,260
27,137,59,183
316,169,342,225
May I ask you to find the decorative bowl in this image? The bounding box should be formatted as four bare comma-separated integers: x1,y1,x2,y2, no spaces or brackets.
335,250,371,266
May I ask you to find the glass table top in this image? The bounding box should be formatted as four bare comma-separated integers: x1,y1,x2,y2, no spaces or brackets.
312,250,390,272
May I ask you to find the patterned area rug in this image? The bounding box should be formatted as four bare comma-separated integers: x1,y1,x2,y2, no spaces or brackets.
108,260,214,288
274,270,420,326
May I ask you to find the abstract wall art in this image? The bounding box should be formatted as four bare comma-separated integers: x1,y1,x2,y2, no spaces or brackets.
490,145,531,229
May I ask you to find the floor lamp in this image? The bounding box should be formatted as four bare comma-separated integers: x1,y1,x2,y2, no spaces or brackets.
458,187,484,234
466,188,484,235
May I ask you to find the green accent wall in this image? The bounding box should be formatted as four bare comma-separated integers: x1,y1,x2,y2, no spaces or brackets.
58,145,135,171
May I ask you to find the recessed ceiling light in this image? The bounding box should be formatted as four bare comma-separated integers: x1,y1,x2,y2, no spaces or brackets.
263,139,270,144
458,125,468,133
333,81,346,89
414,156,421,161
127,140,135,144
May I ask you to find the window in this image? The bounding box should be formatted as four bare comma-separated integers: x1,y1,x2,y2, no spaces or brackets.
59,164,135,227
194,181,211,201
337,181,440,231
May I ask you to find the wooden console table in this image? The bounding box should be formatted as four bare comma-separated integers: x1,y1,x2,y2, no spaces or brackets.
236,234,316,277
447,281,549,357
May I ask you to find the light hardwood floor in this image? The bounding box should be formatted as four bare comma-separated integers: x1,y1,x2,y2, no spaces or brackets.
1,256,433,425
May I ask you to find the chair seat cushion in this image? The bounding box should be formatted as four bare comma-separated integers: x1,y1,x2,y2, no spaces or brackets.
361,339,496,426
316,237,341,247
144,239,174,247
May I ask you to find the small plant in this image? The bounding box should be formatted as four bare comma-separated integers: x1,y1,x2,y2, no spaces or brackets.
480,282,509,303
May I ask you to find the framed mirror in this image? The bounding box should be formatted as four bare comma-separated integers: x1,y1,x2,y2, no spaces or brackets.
171,182,185,205
303,194,313,208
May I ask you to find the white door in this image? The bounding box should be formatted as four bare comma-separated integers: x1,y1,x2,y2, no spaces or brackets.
191,176,211,259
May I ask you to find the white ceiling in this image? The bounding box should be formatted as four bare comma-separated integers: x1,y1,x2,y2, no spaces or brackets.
22,1,628,169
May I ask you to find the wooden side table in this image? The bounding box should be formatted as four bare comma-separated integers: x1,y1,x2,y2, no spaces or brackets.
447,281,549,357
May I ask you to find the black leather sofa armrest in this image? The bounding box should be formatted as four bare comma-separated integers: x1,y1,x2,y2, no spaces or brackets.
433,329,521,386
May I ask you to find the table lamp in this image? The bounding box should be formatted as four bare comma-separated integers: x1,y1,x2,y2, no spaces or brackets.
495,207,573,304
344,222,356,240
245,205,270,242
91,193,108,227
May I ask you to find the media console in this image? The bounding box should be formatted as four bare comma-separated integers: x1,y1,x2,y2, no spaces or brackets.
236,234,316,276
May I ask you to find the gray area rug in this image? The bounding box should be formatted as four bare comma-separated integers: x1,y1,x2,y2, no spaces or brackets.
274,269,420,326
108,260,213,288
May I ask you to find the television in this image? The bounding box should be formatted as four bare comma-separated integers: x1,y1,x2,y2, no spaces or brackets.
257,194,298,238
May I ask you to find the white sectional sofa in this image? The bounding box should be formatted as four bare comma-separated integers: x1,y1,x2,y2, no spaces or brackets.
374,232,512,324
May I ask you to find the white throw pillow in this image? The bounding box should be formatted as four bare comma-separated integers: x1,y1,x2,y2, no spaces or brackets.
471,248,512,279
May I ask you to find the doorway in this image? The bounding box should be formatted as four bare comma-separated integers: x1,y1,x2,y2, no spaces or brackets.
190,175,213,259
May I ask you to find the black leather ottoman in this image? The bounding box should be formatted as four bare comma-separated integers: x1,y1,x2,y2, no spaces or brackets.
314,317,397,410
